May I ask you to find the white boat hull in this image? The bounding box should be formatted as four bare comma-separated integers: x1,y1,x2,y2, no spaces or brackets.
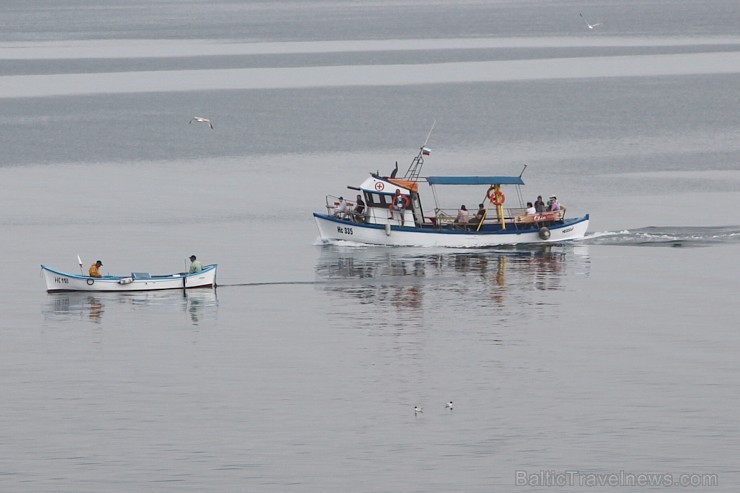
314,214,589,247
41,264,218,292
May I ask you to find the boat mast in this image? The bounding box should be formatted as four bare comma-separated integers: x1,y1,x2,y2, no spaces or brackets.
403,120,435,181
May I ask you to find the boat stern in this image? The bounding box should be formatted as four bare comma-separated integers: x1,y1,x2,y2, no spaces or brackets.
548,214,590,242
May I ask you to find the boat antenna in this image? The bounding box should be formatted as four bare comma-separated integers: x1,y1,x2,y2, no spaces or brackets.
519,163,527,178
423,119,436,148
403,119,436,181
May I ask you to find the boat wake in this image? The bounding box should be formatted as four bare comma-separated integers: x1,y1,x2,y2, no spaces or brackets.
313,237,372,248
220,281,318,288
582,226,740,247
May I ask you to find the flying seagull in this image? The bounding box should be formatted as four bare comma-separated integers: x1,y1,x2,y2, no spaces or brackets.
189,116,214,129
579,13,602,30
414,406,423,415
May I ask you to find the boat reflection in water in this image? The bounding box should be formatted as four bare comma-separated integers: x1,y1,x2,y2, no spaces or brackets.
314,244,590,313
43,288,219,326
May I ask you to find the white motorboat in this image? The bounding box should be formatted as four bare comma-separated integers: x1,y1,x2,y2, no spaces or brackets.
313,146,589,247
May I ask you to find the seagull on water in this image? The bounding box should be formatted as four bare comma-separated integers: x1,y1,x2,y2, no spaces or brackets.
189,116,214,129
579,13,602,30
446,401,454,410
414,406,423,415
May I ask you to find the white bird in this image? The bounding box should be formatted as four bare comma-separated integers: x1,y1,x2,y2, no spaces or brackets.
189,116,214,129
579,13,602,30
446,401,454,410
414,406,423,415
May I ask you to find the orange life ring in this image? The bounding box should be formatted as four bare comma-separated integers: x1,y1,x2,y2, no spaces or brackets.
487,189,505,206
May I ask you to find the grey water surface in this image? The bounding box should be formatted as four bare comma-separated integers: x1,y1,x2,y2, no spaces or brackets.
1,1,739,492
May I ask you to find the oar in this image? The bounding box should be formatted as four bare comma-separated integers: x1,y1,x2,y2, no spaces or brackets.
182,258,189,288
77,254,84,275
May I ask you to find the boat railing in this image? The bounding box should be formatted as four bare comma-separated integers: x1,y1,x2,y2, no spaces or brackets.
324,195,366,222
424,207,568,230
429,207,520,225
513,209,565,224
322,195,567,228
324,194,339,214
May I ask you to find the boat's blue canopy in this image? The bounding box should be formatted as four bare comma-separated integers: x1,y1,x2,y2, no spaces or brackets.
426,176,525,186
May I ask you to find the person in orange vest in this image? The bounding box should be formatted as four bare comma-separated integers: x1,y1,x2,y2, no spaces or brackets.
89,260,103,278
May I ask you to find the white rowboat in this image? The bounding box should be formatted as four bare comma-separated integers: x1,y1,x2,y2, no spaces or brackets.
41,264,218,292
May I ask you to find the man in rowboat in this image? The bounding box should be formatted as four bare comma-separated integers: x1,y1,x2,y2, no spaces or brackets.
88,260,103,278
189,255,203,274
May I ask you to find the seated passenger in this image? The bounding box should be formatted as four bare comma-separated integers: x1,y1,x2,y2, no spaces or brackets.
333,196,350,219
469,203,486,229
525,202,536,215
534,195,545,213
352,194,365,222
455,205,469,225
548,196,560,211
473,203,486,221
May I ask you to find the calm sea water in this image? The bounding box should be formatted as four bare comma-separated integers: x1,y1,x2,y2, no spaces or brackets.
2,1,739,492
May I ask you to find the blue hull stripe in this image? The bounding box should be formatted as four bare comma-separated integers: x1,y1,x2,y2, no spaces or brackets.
313,213,589,235
40,264,217,280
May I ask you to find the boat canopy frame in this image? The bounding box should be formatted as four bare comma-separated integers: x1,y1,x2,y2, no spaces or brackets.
422,176,527,217
425,176,525,186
